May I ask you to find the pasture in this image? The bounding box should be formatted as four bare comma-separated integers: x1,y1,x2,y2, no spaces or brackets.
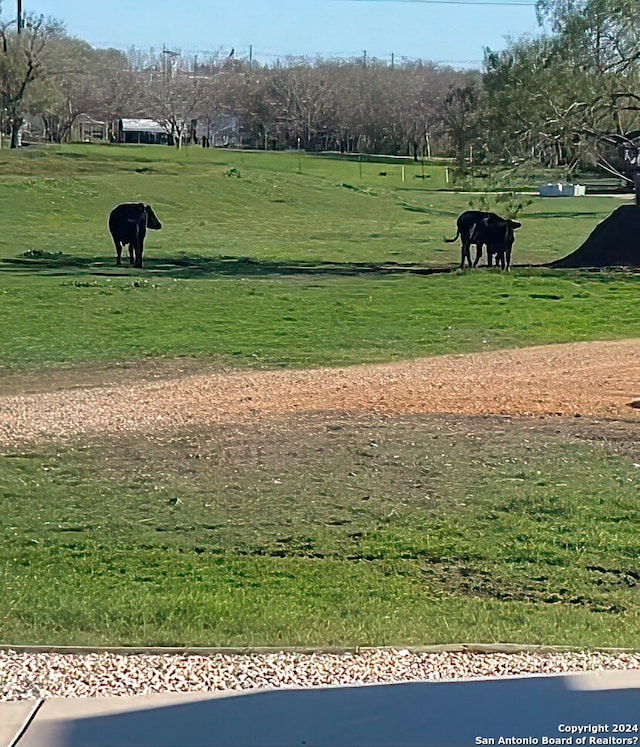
0,144,639,648
0,143,624,269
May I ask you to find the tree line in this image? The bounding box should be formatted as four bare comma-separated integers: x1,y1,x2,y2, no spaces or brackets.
1,0,638,182
0,7,477,157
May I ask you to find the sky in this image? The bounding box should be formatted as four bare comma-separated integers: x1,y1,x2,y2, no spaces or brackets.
23,0,542,69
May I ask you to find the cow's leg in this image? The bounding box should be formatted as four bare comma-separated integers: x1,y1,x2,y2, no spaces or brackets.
135,226,147,268
127,243,134,265
505,248,512,272
134,238,144,268
460,241,472,268
113,239,123,266
487,249,493,268
473,242,483,267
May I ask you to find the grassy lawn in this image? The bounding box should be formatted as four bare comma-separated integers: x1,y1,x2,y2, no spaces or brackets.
1,415,638,647
0,144,638,648
0,143,624,267
1,271,639,375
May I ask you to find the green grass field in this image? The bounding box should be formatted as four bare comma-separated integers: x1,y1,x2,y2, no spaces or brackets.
0,144,638,648
2,415,639,647
1,272,639,376
0,143,624,267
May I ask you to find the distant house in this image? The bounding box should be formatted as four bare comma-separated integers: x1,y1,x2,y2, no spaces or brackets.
115,118,172,145
111,116,239,147
195,115,240,147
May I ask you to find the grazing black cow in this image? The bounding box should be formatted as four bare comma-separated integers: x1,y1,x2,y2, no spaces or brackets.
469,216,521,271
445,210,493,268
108,203,162,269
445,210,520,269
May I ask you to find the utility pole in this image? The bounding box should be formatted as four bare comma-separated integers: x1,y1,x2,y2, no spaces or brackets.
249,44,253,70
17,0,23,33
363,50,367,68
390,52,394,69
162,45,178,78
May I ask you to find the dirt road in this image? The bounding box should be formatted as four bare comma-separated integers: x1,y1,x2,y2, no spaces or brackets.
1,339,638,447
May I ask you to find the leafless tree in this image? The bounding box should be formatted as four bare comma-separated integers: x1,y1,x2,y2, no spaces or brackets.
0,3,63,147
125,48,203,148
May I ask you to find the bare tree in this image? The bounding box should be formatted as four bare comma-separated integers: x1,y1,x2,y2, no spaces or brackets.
0,4,63,147
442,83,481,169
191,54,466,155
27,39,128,142
125,48,203,148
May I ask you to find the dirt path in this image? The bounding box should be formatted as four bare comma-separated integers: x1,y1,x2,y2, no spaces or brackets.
0,339,638,447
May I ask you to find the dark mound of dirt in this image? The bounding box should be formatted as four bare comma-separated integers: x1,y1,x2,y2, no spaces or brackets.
549,204,640,268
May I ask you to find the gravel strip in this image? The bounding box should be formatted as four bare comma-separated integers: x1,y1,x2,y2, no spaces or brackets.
1,340,638,447
2,649,640,701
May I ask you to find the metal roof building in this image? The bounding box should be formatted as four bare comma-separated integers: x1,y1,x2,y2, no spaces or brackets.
117,118,171,145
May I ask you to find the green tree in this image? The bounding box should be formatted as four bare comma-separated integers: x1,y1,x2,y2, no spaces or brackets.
481,0,640,189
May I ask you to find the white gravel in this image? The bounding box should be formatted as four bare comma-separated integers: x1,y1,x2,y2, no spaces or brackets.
2,649,640,701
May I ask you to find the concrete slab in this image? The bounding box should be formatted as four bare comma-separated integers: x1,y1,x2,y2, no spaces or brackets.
0,700,42,747
5,670,640,747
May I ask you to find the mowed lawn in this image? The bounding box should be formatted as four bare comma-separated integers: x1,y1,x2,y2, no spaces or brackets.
0,145,639,648
2,414,639,648
1,272,640,375
0,144,637,374
0,143,625,267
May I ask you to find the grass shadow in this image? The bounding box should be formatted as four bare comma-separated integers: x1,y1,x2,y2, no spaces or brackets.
4,253,636,281
0,253,458,279
527,211,601,219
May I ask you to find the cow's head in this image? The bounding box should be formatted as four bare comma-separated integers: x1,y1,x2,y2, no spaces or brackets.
145,205,162,230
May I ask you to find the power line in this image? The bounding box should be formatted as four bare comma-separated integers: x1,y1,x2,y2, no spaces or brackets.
88,41,485,65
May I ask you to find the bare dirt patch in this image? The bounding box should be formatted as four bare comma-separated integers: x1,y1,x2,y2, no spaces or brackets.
0,339,638,447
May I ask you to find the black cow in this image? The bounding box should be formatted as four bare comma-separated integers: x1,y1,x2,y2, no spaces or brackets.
445,210,520,269
108,203,162,269
445,210,493,268
469,216,521,271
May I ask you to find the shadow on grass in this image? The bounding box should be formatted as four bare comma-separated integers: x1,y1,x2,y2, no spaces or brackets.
526,211,601,219
6,252,630,280
0,252,458,279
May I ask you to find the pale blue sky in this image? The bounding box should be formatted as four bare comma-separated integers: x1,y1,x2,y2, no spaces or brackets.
26,0,540,68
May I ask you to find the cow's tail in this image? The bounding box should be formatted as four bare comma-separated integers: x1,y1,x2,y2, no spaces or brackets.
444,230,460,243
